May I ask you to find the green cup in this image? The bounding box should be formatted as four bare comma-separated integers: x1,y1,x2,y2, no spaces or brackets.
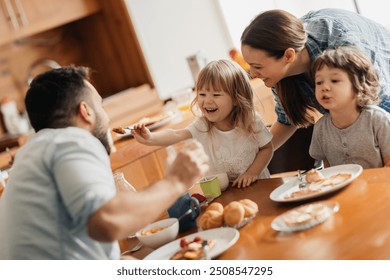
199,176,222,198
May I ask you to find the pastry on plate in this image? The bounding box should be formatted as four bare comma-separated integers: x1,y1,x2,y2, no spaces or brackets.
305,169,324,183
198,209,224,230
238,199,258,217
170,236,216,260
223,201,245,227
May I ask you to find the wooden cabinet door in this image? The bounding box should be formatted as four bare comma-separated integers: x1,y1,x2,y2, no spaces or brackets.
0,0,101,46
115,150,168,191
0,0,18,42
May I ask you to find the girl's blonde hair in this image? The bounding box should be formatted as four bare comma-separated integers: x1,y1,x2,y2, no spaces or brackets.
191,59,256,133
312,46,380,108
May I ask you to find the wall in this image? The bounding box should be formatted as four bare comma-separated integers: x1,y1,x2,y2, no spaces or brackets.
124,0,387,101
125,0,233,100
218,0,357,50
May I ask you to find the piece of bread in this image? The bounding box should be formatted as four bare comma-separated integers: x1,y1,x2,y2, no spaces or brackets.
305,169,324,184
198,210,224,230
223,201,245,227
321,173,352,186
238,199,258,217
282,203,329,227
283,210,312,226
205,202,224,214
112,127,126,134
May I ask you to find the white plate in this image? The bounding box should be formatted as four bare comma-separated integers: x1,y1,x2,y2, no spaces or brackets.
271,201,339,232
115,111,179,137
270,164,363,203
143,227,239,260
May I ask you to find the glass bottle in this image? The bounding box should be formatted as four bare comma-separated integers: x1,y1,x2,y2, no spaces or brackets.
113,172,136,192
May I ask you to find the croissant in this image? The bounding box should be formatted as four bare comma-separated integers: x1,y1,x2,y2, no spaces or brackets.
238,199,258,217
205,202,224,213
223,201,245,227
198,210,224,230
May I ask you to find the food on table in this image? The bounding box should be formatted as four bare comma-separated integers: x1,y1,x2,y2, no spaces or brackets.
238,199,259,217
285,187,323,199
170,236,216,260
198,209,224,230
285,172,353,199
112,112,173,135
317,173,352,186
112,127,126,134
198,202,224,230
282,203,329,227
140,226,165,236
206,202,224,213
306,170,352,186
198,200,258,229
305,169,324,183
223,201,245,227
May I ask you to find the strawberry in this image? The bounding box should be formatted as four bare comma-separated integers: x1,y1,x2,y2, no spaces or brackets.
180,237,188,248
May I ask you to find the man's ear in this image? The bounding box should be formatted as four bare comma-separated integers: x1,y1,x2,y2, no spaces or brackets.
284,48,296,63
79,101,94,124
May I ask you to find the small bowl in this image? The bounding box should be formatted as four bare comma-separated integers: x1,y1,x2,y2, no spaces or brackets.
135,218,179,249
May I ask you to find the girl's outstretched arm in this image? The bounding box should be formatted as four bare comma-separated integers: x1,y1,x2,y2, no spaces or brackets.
132,123,192,146
232,141,274,188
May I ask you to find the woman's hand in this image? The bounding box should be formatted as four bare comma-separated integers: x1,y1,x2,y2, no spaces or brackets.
232,173,257,188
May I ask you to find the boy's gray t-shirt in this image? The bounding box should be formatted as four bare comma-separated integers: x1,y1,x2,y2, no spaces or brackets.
309,106,390,168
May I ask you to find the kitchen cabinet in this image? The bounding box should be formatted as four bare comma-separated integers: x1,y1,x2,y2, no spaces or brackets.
0,0,154,138
114,149,168,190
0,0,101,47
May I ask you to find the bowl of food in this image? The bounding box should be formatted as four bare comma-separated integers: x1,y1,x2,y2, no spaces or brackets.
135,218,179,249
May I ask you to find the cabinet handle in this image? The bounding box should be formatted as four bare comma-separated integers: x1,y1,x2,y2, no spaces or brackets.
13,0,28,26
3,0,19,30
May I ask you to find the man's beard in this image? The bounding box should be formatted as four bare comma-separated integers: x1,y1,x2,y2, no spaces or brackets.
92,116,111,155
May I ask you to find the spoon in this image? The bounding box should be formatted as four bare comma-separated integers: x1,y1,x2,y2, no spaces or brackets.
121,242,143,255
178,208,192,221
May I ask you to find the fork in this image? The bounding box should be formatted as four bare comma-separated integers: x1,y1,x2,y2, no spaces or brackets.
202,240,210,260
297,170,308,190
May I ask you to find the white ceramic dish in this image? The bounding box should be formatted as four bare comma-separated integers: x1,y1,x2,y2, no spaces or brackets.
143,227,239,260
271,201,339,232
135,218,179,249
270,164,363,203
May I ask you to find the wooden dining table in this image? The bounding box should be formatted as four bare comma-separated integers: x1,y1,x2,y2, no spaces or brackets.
124,167,390,260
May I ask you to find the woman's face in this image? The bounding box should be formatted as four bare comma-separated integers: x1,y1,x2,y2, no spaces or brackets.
241,44,290,88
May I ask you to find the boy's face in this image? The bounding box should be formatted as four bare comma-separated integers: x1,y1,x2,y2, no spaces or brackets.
314,65,357,112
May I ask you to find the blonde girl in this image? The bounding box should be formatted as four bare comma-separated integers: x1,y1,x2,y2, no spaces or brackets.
132,59,273,188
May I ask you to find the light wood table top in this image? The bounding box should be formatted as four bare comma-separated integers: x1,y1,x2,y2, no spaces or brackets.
126,167,390,260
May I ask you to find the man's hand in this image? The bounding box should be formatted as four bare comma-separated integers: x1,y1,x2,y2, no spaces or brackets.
166,139,209,189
